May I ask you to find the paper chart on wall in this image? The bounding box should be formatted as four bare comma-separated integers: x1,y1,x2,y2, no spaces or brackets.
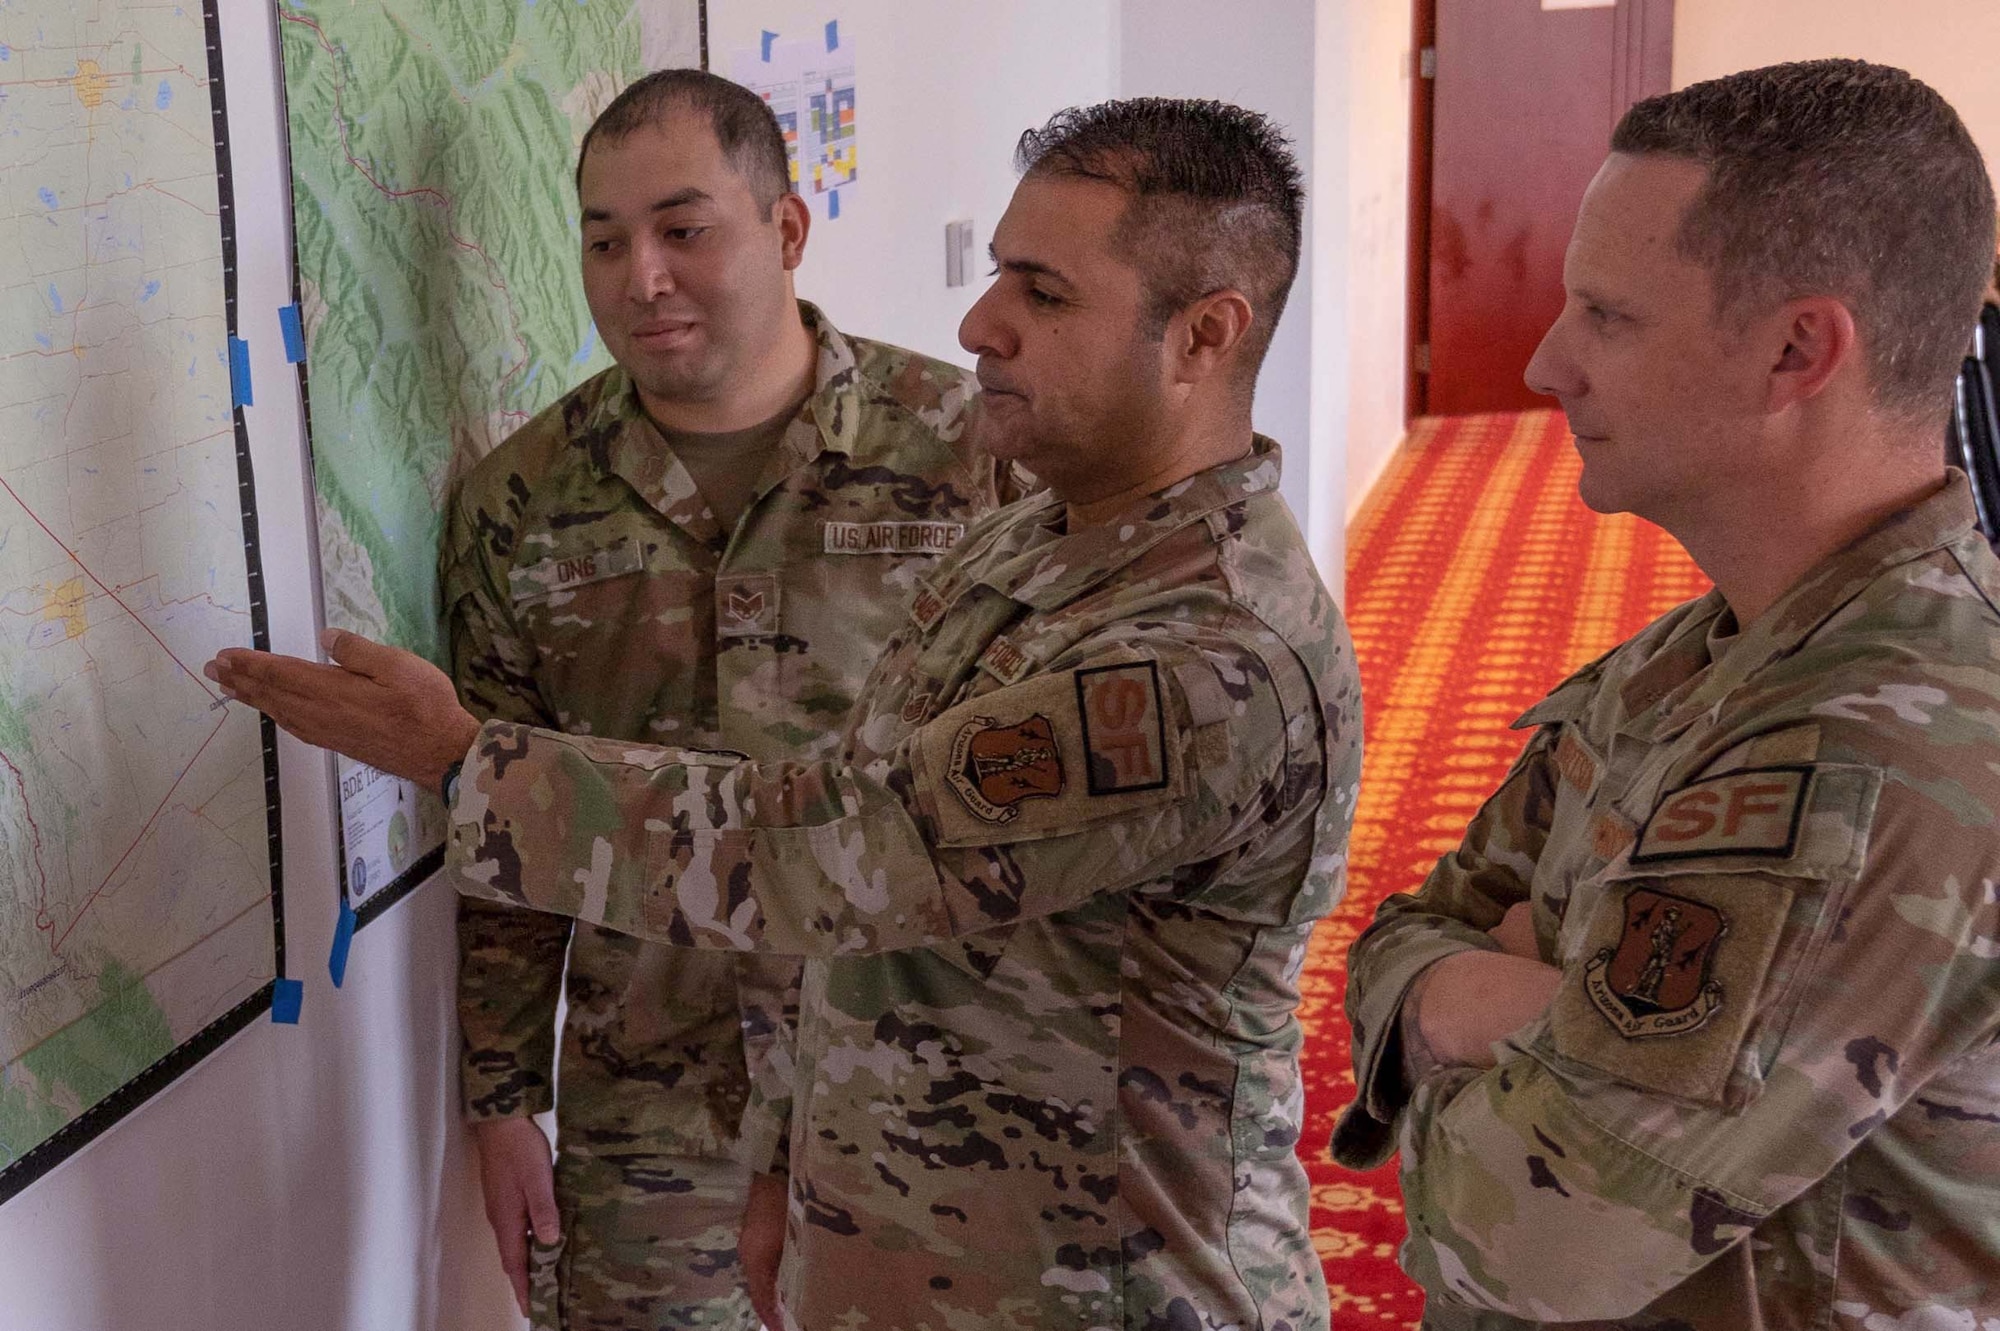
731,24,858,219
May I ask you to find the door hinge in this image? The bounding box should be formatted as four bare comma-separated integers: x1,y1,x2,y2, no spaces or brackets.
1414,342,1432,374
1420,46,1437,80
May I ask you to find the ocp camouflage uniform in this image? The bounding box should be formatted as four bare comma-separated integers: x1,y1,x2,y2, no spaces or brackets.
445,303,1014,1329
445,437,1364,1330
1333,472,2000,1327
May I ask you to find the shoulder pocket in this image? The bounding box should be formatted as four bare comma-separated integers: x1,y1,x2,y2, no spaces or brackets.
1547,764,1881,1110
912,656,1187,848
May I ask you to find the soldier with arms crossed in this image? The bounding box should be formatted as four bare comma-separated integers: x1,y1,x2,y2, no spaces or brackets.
446,70,1015,1329
210,98,1363,1330
1331,61,2000,1326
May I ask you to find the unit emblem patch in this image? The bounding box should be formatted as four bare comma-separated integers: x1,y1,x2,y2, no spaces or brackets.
1583,887,1728,1039
1632,766,1811,862
944,715,1065,823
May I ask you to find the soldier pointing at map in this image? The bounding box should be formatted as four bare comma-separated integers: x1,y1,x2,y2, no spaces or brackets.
1332,61,2000,1325
208,97,1362,1329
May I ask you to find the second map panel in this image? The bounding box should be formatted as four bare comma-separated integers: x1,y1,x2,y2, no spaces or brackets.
278,0,703,913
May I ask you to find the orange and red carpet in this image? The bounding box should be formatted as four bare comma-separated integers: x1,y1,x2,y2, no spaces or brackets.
1298,410,1710,1327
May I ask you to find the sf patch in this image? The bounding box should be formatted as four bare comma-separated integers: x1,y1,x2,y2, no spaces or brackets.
1582,888,1727,1038
1075,662,1168,794
944,714,1065,823
1632,766,1811,862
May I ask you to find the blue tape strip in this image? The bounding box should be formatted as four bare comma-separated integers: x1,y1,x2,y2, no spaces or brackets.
825,19,839,51
278,304,306,363
329,899,357,988
227,336,253,408
827,189,840,220
270,977,304,1024
760,29,777,61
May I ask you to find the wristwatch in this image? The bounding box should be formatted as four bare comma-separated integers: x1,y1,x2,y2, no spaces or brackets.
440,757,465,806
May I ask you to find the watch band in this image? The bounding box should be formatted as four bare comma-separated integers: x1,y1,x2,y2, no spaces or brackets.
440,757,465,806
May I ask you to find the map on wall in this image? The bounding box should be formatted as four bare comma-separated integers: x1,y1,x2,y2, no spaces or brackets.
0,0,284,1203
277,0,703,921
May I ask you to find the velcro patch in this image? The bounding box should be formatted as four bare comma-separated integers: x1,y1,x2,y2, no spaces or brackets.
917,661,1184,847
823,520,965,556
909,580,949,631
976,636,1033,686
508,539,645,602
1632,767,1811,863
716,573,780,638
1555,730,1599,794
1075,662,1168,794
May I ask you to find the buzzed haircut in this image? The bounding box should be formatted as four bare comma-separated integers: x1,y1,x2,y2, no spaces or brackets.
577,69,792,212
1613,59,1997,422
1016,99,1305,382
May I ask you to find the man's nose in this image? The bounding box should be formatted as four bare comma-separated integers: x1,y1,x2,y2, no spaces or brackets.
958,284,1014,359
1523,321,1577,401
628,240,676,303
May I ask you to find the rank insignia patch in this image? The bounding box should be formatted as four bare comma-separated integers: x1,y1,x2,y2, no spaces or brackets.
1632,766,1811,863
945,715,1065,823
716,573,780,639
1075,661,1168,795
1584,887,1728,1039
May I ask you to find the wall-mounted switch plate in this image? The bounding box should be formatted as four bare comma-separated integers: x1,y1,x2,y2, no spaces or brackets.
946,218,974,288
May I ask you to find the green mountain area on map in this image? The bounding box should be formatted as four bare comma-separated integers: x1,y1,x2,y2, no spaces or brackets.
282,0,642,661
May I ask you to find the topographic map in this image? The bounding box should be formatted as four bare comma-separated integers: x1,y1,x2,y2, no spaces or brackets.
278,0,701,915
0,1,281,1200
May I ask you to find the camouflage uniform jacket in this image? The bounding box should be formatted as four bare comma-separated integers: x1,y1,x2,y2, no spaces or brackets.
446,437,1365,1331
1333,472,2000,1328
444,302,1012,1173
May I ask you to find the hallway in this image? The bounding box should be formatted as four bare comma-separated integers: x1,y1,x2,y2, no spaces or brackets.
1298,410,1711,1326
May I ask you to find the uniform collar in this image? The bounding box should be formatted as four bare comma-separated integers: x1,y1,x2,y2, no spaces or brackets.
587,301,864,541
1627,469,1978,741
973,435,1285,611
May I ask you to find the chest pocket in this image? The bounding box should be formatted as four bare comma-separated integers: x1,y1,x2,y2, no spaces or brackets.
1545,762,1881,1111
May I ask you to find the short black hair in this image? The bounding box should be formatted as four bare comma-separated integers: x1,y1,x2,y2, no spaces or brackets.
1613,59,1996,421
1016,98,1305,382
576,69,792,213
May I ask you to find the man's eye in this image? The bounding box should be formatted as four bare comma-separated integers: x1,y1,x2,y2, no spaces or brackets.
585,238,618,254
1028,287,1063,309
667,226,709,242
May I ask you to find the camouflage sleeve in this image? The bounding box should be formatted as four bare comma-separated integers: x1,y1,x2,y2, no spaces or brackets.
1391,748,2000,1321
731,951,802,1177
446,631,1317,957
1332,722,1559,1168
441,490,573,1122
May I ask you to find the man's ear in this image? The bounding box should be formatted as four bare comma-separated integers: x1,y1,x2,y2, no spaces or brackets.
1765,295,1859,413
1171,288,1255,386
775,192,811,271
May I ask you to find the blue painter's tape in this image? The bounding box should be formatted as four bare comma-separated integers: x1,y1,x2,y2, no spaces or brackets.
827,189,841,220
825,19,839,51
228,336,253,407
329,899,357,988
278,304,306,363
761,29,777,61
270,977,304,1024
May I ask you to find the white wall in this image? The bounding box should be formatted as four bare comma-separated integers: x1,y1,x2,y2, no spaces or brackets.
1674,1,2000,169
1117,0,1321,540
707,0,1120,373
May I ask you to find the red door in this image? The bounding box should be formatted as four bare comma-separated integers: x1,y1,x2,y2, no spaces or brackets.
1421,0,1673,416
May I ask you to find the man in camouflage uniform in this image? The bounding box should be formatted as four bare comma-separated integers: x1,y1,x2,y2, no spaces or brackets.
1332,62,2000,1326
208,99,1363,1329
449,71,1015,1328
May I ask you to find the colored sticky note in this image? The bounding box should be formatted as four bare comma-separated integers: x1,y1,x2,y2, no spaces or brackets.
828,190,841,220
270,977,304,1024
761,30,777,61
825,20,839,51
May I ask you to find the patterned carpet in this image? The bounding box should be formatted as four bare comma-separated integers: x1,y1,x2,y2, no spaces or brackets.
1298,410,1711,1326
